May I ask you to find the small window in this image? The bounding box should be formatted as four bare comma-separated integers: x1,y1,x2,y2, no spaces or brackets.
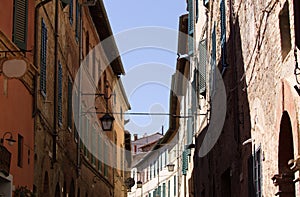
58,62,63,126
18,134,23,167
279,1,291,61
40,18,48,96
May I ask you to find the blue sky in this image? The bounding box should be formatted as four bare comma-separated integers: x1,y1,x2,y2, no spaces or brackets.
103,0,187,137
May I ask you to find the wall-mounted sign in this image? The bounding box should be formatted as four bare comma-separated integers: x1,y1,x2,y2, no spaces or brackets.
1,57,27,78
0,145,11,176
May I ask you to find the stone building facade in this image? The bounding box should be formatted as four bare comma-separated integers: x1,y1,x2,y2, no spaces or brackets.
190,0,300,196
33,0,130,196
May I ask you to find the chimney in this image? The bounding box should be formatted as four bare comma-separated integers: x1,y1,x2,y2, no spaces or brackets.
133,134,138,141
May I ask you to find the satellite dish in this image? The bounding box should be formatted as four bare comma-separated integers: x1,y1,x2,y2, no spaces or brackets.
1,57,27,78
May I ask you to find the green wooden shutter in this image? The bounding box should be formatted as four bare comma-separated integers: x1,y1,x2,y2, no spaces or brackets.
174,176,176,195
196,0,199,22
168,180,170,197
58,62,63,125
187,109,193,145
13,0,28,50
40,19,47,95
188,0,194,55
198,40,207,95
162,183,166,197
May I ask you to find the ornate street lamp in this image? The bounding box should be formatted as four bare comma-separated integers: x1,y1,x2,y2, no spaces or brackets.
166,164,175,172
100,113,115,131
136,180,142,189
0,132,16,146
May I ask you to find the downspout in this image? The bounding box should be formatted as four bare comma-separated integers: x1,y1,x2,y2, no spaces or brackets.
52,0,59,166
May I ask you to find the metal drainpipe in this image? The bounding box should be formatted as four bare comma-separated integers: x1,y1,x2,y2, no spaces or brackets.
52,0,59,166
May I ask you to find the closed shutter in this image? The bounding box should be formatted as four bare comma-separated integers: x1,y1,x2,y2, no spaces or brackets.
210,24,216,98
182,150,188,175
40,19,48,95
58,62,63,125
198,39,207,95
220,0,227,66
188,0,194,55
13,0,28,50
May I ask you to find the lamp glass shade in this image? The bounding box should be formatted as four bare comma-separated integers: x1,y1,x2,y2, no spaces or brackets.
100,113,114,131
136,181,142,188
167,164,175,172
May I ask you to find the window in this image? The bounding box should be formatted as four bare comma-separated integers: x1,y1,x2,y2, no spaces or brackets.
69,0,73,24
162,183,166,197
254,148,262,197
58,62,63,125
85,32,89,64
279,1,291,61
294,0,300,49
75,0,80,41
91,125,96,165
67,78,73,129
168,180,170,197
198,39,207,95
40,19,48,96
98,135,102,172
174,176,176,196
182,150,188,175
210,24,216,98
13,0,28,50
220,0,226,67
104,143,108,177
18,134,23,167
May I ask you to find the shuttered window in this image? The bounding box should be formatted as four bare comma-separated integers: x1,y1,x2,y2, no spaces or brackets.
220,0,227,67
174,176,177,195
196,0,199,22
187,109,193,145
188,0,194,55
182,150,188,175
69,0,73,24
168,180,170,197
98,135,102,172
91,126,96,165
75,0,80,41
254,148,262,197
40,19,48,96
198,39,207,95
67,78,73,129
13,0,28,50
58,62,63,125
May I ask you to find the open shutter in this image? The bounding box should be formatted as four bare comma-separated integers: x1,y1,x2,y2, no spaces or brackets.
198,39,207,95
188,0,194,55
13,0,28,50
